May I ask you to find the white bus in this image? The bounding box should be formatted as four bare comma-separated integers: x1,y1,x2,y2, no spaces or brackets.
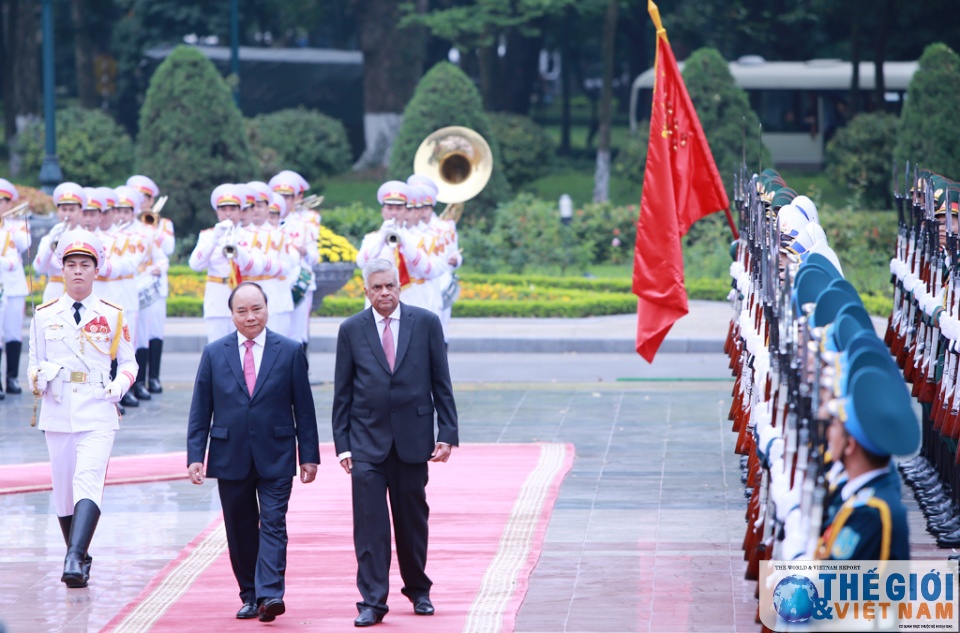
629,56,918,170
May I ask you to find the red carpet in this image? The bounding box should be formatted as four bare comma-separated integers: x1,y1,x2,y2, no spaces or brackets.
0,451,187,495
102,442,573,633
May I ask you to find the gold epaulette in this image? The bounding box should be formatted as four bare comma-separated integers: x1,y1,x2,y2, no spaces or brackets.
36,298,58,311
100,299,124,311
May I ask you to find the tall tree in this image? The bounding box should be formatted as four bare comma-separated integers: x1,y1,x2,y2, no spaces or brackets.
0,0,41,142
350,0,427,169
71,0,97,108
409,0,577,115
593,0,618,202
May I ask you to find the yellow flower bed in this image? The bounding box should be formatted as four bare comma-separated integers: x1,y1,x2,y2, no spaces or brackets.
333,276,592,302
318,225,358,263
168,274,206,297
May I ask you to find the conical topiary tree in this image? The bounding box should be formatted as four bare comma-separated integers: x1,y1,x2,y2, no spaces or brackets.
136,46,256,236
894,43,960,179
681,48,770,195
389,62,510,223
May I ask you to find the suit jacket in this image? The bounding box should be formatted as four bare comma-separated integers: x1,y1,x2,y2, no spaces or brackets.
186,328,320,479
332,303,458,463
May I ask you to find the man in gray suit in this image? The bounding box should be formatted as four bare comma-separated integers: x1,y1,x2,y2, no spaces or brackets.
332,258,458,627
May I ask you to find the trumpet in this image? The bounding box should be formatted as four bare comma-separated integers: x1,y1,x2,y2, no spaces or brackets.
139,194,168,226
380,220,402,247
48,222,67,251
221,223,238,259
0,201,29,229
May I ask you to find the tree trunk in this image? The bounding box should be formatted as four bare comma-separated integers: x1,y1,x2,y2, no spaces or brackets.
1,0,42,142
71,0,96,108
593,0,618,203
351,0,427,169
496,23,544,114
477,45,497,111
559,7,572,154
849,18,861,117
873,0,894,112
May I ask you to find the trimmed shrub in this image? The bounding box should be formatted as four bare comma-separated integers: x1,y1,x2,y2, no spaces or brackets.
389,62,511,221
13,107,134,186
246,108,352,186
478,193,594,274
318,201,382,246
487,112,555,188
894,43,960,180
825,112,898,209
136,45,256,236
681,48,770,194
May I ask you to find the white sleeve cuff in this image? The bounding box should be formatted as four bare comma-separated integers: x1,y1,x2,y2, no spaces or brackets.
337,451,352,461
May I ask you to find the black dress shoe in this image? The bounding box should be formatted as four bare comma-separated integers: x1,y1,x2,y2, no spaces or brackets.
413,595,435,616
258,598,285,622
120,391,139,407
354,607,384,627
236,602,259,619
147,378,163,394
6,378,21,394
133,382,152,401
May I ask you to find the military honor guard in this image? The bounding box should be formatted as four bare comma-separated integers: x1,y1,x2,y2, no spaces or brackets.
724,169,922,627
28,229,137,588
0,178,32,395
269,171,319,352
35,182,85,303
127,175,173,395
189,184,269,343
247,181,297,337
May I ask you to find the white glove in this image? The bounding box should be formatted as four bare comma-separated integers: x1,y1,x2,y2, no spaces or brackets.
214,219,233,238
34,362,62,393
102,380,125,403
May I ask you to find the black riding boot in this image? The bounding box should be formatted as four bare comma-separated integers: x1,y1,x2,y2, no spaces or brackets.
147,338,163,393
61,500,100,588
58,515,93,580
5,340,22,394
133,349,151,400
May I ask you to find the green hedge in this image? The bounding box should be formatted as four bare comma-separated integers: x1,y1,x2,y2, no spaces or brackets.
246,108,352,186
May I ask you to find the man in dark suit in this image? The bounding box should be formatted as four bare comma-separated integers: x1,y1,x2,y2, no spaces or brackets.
332,257,458,627
187,282,320,623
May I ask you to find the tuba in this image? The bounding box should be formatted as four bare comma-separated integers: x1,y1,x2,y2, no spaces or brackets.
414,126,492,223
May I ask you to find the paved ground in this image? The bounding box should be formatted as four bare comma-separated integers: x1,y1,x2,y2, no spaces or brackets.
0,304,938,633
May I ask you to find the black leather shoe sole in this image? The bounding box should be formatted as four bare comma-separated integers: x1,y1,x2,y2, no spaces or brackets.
259,599,285,622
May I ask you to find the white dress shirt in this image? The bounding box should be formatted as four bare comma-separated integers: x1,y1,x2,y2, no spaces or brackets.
374,305,401,341
237,328,267,376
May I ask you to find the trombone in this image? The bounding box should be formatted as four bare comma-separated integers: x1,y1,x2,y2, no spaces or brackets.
0,201,29,229
298,194,324,211
139,194,168,226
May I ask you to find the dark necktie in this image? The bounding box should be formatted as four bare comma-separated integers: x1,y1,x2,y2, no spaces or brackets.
73,301,83,325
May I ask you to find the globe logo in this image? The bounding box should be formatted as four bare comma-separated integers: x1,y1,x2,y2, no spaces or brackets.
773,575,819,623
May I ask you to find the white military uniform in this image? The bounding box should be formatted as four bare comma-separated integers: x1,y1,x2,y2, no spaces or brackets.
0,218,31,341
428,212,462,339
189,225,267,342
284,209,319,345
398,220,448,312
28,270,137,515
35,223,68,302
252,223,297,337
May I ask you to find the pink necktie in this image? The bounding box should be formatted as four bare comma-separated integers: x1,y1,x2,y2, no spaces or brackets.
382,317,395,372
243,339,256,396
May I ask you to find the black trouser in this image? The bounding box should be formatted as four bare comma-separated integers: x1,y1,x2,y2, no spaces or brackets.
351,445,431,615
217,474,293,604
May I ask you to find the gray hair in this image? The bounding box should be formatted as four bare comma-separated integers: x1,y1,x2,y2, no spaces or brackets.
362,258,400,286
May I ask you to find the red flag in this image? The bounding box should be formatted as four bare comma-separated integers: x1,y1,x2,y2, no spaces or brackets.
632,1,730,363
